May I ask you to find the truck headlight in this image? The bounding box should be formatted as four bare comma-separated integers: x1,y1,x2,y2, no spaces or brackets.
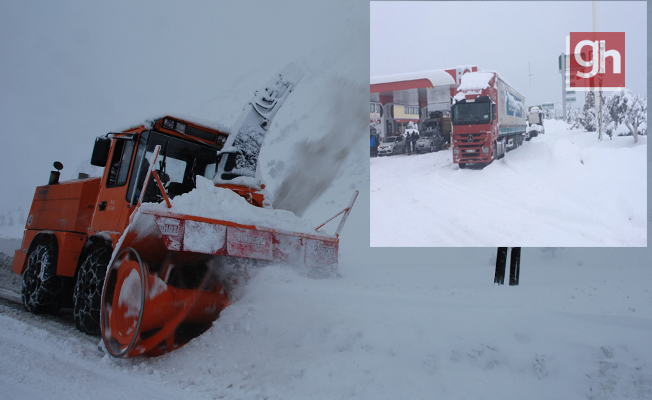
453,147,459,155
482,146,489,155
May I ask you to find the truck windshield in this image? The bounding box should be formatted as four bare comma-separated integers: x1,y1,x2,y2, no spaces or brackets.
127,131,219,204
452,103,491,125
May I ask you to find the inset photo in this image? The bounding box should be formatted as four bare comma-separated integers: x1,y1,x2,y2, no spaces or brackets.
370,1,647,247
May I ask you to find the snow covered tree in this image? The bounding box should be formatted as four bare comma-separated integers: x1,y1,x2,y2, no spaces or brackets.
570,91,597,132
606,89,647,143
624,93,646,143
567,108,580,127
582,91,598,132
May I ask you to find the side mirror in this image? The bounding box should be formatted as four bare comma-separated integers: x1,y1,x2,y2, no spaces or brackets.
90,136,111,167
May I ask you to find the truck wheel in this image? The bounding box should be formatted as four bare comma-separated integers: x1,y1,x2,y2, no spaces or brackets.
459,163,467,169
74,246,111,335
430,144,434,152
22,241,70,314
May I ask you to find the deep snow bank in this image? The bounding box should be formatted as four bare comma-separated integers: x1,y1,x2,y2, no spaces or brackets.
371,119,647,247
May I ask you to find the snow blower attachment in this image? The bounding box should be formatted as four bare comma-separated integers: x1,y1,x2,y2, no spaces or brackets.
101,65,358,358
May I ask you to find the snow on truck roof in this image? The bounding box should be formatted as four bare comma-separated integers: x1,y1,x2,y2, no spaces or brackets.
370,69,455,92
457,72,495,91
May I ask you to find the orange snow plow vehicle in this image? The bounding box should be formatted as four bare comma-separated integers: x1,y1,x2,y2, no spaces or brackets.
11,65,358,358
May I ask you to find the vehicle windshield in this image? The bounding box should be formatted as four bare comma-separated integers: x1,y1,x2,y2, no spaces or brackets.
127,130,219,204
452,103,491,125
529,112,541,124
383,137,397,143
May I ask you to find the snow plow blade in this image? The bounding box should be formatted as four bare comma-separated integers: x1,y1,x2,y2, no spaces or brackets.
101,207,339,358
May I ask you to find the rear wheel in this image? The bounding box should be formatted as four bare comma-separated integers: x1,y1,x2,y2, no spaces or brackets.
74,246,111,335
22,241,70,314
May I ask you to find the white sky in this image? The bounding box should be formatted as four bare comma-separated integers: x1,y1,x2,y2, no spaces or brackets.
0,0,367,214
371,1,647,108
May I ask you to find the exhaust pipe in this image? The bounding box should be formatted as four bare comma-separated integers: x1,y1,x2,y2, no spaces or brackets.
48,161,63,185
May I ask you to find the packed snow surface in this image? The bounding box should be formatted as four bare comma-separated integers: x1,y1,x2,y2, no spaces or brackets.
1,248,651,399
140,176,329,237
371,120,647,247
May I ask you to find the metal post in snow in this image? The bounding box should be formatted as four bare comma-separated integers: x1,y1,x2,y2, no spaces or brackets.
561,54,567,121
495,247,522,286
494,247,508,285
509,247,521,286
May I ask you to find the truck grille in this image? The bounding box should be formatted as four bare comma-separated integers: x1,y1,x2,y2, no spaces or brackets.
454,133,484,145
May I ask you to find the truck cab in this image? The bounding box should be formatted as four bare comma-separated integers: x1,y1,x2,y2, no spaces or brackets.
525,106,545,140
451,71,526,168
451,92,499,167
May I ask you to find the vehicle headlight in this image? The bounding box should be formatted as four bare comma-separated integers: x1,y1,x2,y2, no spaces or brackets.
453,147,460,155
482,146,489,155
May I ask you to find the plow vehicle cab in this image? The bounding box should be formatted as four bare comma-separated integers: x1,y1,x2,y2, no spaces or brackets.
12,115,230,335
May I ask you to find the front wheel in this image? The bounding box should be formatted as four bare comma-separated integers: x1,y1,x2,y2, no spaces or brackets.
22,241,71,314
74,246,111,335
459,163,467,169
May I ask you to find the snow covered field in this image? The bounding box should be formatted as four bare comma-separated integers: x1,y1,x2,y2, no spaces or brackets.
1,247,651,400
371,120,647,247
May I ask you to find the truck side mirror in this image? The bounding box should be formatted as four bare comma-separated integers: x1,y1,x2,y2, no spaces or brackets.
90,136,111,167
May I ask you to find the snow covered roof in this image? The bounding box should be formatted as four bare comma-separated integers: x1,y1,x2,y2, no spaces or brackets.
457,72,495,91
370,70,455,92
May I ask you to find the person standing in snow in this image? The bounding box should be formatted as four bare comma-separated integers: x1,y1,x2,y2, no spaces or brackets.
411,130,419,154
405,131,412,155
370,132,377,157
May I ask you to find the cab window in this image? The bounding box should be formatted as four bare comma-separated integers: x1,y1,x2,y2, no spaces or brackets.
106,138,135,187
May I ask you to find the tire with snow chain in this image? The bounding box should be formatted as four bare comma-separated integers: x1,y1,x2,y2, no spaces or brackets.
74,246,111,335
22,241,70,314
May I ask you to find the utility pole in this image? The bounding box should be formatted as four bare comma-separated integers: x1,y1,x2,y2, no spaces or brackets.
560,53,567,121
594,1,603,141
528,62,533,108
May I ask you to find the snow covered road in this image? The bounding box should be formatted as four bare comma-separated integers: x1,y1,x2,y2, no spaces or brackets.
371,120,647,247
1,248,651,400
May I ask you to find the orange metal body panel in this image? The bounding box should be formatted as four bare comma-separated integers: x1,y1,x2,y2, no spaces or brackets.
11,249,27,275
27,178,101,234
11,230,87,277
89,132,142,235
54,231,87,277
11,230,40,275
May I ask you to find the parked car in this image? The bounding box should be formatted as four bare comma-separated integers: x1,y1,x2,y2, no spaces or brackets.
378,135,406,156
415,129,446,153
